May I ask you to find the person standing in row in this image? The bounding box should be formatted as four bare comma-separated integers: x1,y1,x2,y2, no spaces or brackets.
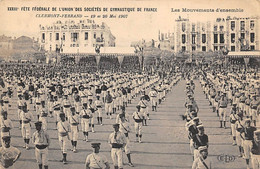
229,103,238,146
32,121,50,169
192,125,209,160
68,107,79,153
251,130,260,169
138,95,150,126
149,87,157,112
88,99,96,133
105,91,113,119
94,95,104,125
108,123,127,169
132,105,143,143
80,103,92,142
119,114,134,167
250,94,259,126
57,113,70,164
85,143,110,169
0,136,21,169
0,111,13,140
20,106,33,150
241,118,256,169
192,146,210,169
218,93,228,129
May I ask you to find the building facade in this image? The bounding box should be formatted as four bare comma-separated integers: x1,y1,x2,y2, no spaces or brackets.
0,35,41,60
159,16,259,53
39,19,116,54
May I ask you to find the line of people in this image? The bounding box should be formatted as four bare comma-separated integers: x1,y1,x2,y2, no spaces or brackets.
199,68,260,169
0,61,182,169
182,77,210,169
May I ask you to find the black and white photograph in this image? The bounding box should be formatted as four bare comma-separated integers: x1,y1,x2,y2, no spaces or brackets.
0,0,259,168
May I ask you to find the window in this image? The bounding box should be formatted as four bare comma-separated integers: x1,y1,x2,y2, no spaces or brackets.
240,21,245,31
250,20,254,29
192,24,195,32
192,46,196,51
214,34,218,43
85,32,88,40
202,46,206,51
71,32,79,42
240,33,245,39
101,33,103,39
231,46,235,51
250,45,255,50
214,46,218,51
42,33,45,41
50,33,52,41
62,33,65,41
231,33,235,43
182,34,186,44
182,23,186,32
94,32,96,39
182,46,186,52
214,25,217,31
56,44,59,52
202,34,206,43
231,21,235,30
220,46,224,50
219,26,224,32
49,45,52,51
220,34,224,43
56,33,59,41
250,33,255,43
192,34,196,44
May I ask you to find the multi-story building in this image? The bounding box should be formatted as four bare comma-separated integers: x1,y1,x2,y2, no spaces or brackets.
0,35,41,60
39,19,116,53
159,17,212,53
226,16,259,52
158,31,174,51
159,16,259,53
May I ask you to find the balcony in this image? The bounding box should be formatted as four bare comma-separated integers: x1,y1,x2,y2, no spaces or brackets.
96,37,104,43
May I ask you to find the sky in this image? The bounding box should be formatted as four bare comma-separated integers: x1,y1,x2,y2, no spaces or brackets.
0,0,259,47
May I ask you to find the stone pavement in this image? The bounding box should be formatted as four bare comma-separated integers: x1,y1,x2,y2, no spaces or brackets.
8,80,246,169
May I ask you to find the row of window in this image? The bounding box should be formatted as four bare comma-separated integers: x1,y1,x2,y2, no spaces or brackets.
214,34,225,43
180,32,255,44
41,32,103,42
180,45,255,52
230,45,255,51
181,46,206,51
230,20,255,31
230,33,255,43
180,20,255,32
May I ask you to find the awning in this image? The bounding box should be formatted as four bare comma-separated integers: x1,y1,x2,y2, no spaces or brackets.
59,47,139,57
60,53,138,57
225,51,260,58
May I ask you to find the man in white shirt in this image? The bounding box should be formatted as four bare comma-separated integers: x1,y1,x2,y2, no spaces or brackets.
0,136,21,169
85,143,110,169
108,124,127,169
32,121,50,169
57,113,71,164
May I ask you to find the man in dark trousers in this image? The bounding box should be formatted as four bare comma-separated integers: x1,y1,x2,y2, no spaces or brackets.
251,129,260,169
241,118,256,169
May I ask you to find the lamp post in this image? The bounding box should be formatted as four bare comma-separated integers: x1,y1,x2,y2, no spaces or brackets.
135,45,144,71
95,44,101,72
